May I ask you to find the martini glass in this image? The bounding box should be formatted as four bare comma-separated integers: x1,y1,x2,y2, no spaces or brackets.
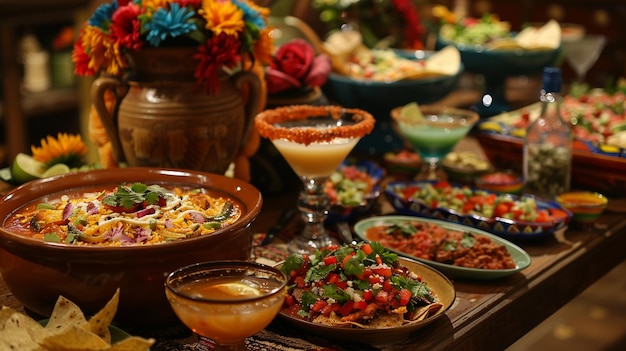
165,261,287,351
255,105,375,254
391,105,478,180
562,35,606,82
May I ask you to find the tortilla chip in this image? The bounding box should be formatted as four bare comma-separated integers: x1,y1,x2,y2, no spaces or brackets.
410,303,444,322
85,289,119,343
106,336,155,351
45,296,87,333
423,45,461,76
364,313,404,328
486,38,523,51
40,325,110,351
515,19,561,50
0,313,47,350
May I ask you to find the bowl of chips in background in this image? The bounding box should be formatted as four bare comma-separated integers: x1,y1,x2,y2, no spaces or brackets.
0,167,263,332
321,31,464,154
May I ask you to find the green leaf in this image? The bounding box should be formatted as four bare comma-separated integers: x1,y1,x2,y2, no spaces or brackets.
281,254,305,276
322,284,350,303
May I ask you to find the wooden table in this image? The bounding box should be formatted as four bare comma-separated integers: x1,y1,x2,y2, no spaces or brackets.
0,142,625,351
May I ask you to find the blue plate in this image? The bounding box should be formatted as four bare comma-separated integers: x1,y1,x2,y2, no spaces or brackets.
353,215,532,280
384,180,572,241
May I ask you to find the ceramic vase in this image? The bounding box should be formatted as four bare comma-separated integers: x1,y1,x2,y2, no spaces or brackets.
91,48,261,174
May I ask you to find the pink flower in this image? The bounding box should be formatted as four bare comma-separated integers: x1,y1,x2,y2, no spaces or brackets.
266,39,331,94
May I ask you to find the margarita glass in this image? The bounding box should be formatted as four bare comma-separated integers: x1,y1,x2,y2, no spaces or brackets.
562,35,606,82
391,105,478,180
165,261,287,351
255,105,375,253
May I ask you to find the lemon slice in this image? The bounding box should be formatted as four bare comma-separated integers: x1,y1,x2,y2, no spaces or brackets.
42,163,71,178
11,153,45,183
213,282,261,298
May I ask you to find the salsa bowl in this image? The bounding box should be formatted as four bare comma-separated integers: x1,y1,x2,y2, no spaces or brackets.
0,167,263,330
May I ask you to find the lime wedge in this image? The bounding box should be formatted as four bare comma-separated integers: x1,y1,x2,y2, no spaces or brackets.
11,153,45,183
42,163,71,178
400,102,425,120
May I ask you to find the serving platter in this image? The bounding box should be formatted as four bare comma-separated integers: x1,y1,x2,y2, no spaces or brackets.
473,86,626,197
353,215,531,280
274,256,455,346
384,180,571,241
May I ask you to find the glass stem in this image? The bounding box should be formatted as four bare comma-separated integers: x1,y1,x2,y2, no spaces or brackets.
297,176,329,241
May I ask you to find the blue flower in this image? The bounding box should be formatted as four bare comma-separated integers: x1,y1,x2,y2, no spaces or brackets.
88,0,118,29
233,0,266,30
144,3,198,47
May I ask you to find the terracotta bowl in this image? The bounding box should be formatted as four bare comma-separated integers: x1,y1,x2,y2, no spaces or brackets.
0,168,263,330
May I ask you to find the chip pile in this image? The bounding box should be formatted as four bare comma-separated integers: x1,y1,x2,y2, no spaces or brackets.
0,289,154,350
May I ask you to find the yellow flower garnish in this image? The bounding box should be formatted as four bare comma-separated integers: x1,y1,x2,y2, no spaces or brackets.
31,133,88,168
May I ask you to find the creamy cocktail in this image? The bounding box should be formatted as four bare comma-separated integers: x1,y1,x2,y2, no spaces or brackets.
255,105,375,253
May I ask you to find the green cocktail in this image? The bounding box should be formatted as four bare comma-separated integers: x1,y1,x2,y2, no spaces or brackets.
392,105,479,180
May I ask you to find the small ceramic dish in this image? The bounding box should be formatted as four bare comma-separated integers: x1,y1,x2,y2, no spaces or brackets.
475,170,524,194
383,150,422,179
556,191,608,223
325,159,385,223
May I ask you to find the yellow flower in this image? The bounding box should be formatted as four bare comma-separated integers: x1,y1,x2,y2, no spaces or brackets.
201,0,245,37
31,133,88,168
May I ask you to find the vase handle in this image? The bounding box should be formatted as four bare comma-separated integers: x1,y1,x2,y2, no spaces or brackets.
91,76,129,165
231,71,261,150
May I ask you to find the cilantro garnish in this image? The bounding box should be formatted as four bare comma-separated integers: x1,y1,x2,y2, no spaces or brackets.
102,182,166,209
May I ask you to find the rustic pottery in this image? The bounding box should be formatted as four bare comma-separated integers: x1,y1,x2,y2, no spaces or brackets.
91,48,261,174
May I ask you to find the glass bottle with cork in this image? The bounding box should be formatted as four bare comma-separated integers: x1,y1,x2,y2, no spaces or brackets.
523,66,573,198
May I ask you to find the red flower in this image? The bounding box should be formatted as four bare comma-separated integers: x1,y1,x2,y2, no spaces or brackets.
72,35,96,76
111,2,143,50
272,39,314,80
194,33,242,93
265,39,331,94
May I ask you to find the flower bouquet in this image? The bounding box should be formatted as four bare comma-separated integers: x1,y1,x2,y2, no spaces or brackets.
72,0,273,93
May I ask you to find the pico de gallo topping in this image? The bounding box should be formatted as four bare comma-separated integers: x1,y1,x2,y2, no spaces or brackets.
324,164,378,207
279,242,441,327
392,180,569,223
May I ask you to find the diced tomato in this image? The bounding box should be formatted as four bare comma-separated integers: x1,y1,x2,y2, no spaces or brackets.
323,256,337,266
321,302,340,317
402,186,420,199
462,202,475,213
361,243,373,255
375,254,382,265
326,272,340,285
353,301,368,310
375,290,389,304
494,202,512,217
382,278,393,292
284,295,296,307
372,266,392,278
338,300,354,316
363,290,374,302
340,253,355,269
336,280,348,289
535,210,550,223
368,275,382,285
310,299,328,313
397,289,412,306
549,208,570,221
